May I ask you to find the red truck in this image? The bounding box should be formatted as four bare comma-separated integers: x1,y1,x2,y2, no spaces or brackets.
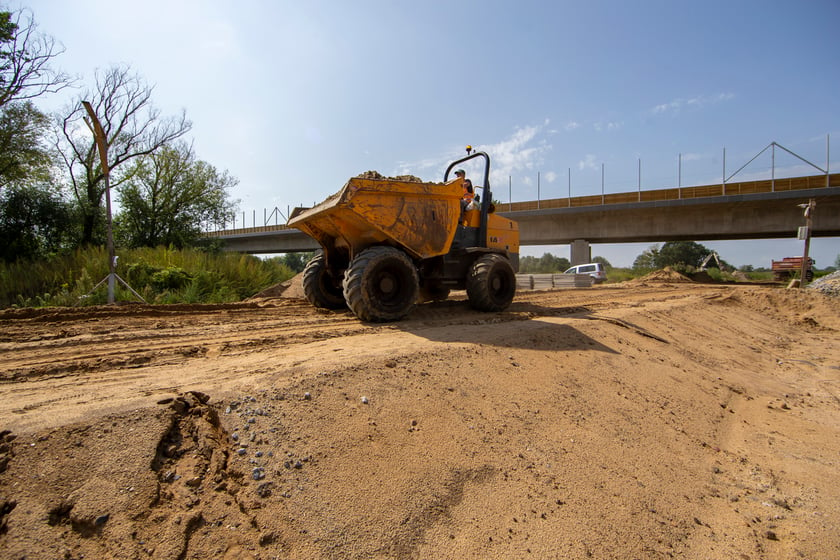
771,257,814,282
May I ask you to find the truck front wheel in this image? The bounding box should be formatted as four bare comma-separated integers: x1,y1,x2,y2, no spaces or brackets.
302,252,346,309
466,254,516,312
343,246,419,322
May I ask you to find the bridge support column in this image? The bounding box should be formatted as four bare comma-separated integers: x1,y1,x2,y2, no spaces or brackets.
570,239,591,266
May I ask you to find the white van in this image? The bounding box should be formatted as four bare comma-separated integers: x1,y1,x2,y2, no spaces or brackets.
564,263,607,284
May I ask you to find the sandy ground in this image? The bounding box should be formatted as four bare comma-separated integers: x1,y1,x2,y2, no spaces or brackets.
0,278,839,560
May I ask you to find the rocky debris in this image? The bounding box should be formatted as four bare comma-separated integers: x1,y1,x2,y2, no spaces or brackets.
0,430,14,474
0,497,15,535
355,170,424,182
807,270,840,298
0,431,16,535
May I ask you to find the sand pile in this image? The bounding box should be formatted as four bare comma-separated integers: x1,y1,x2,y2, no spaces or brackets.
626,267,693,284
280,272,306,298
249,272,306,300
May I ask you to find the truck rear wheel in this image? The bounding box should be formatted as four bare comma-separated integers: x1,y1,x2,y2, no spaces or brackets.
302,252,346,309
343,246,419,322
466,254,516,312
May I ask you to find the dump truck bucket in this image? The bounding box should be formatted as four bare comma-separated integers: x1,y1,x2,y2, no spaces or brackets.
288,175,464,260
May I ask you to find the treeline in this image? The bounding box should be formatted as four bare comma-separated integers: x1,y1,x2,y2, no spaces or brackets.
0,6,238,264
519,253,611,274
520,242,735,274
520,241,838,280
0,5,261,306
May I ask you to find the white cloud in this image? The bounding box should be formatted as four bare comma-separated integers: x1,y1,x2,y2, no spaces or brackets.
651,93,735,115
543,171,558,183
578,154,598,171
653,100,681,114
594,120,623,132
565,121,580,131
394,121,554,193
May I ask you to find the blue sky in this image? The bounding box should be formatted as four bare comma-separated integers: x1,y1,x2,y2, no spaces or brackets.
23,0,840,267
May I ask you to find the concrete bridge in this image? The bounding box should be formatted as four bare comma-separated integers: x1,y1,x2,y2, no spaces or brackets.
205,173,840,264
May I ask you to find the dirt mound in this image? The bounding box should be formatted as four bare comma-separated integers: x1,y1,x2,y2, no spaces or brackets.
0,392,241,559
731,285,840,331
250,272,306,300
626,266,693,284
732,270,749,282
279,272,306,299
1,284,838,558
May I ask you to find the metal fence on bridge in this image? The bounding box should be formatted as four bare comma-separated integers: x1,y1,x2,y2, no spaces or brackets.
207,139,836,235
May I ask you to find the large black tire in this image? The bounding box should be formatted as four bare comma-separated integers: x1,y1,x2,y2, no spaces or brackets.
343,246,419,322
302,252,346,309
466,253,516,312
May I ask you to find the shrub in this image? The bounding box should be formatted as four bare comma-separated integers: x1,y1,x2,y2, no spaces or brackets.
0,246,296,308
151,267,191,291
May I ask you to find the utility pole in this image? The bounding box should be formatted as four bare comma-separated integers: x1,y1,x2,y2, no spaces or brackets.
81,101,145,304
798,199,815,287
82,101,116,304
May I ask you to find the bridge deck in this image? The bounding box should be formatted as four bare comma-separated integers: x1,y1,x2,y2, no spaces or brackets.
207,173,839,238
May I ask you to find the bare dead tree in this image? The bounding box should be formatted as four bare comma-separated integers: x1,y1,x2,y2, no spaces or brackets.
0,7,72,108
56,65,192,245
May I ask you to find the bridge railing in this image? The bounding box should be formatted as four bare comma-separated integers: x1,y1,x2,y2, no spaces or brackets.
504,173,839,212
208,172,839,236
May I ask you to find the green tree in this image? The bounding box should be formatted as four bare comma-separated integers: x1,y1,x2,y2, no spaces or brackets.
0,183,74,261
55,65,192,246
633,245,660,271
592,255,612,269
0,101,51,188
657,241,712,269
279,252,311,273
633,241,727,271
115,142,238,248
520,252,570,273
0,7,70,109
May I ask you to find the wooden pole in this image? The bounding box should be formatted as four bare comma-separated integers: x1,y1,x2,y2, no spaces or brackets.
798,199,815,287
82,101,116,304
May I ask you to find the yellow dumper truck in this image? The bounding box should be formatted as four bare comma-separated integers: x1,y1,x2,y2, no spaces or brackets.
288,151,520,322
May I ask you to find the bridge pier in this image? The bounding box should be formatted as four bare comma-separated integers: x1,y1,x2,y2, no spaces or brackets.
570,239,591,266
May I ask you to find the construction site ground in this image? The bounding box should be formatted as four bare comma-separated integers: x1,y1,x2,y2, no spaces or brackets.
1,275,839,560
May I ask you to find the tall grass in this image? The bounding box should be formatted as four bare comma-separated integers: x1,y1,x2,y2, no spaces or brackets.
605,267,638,283
0,247,296,308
